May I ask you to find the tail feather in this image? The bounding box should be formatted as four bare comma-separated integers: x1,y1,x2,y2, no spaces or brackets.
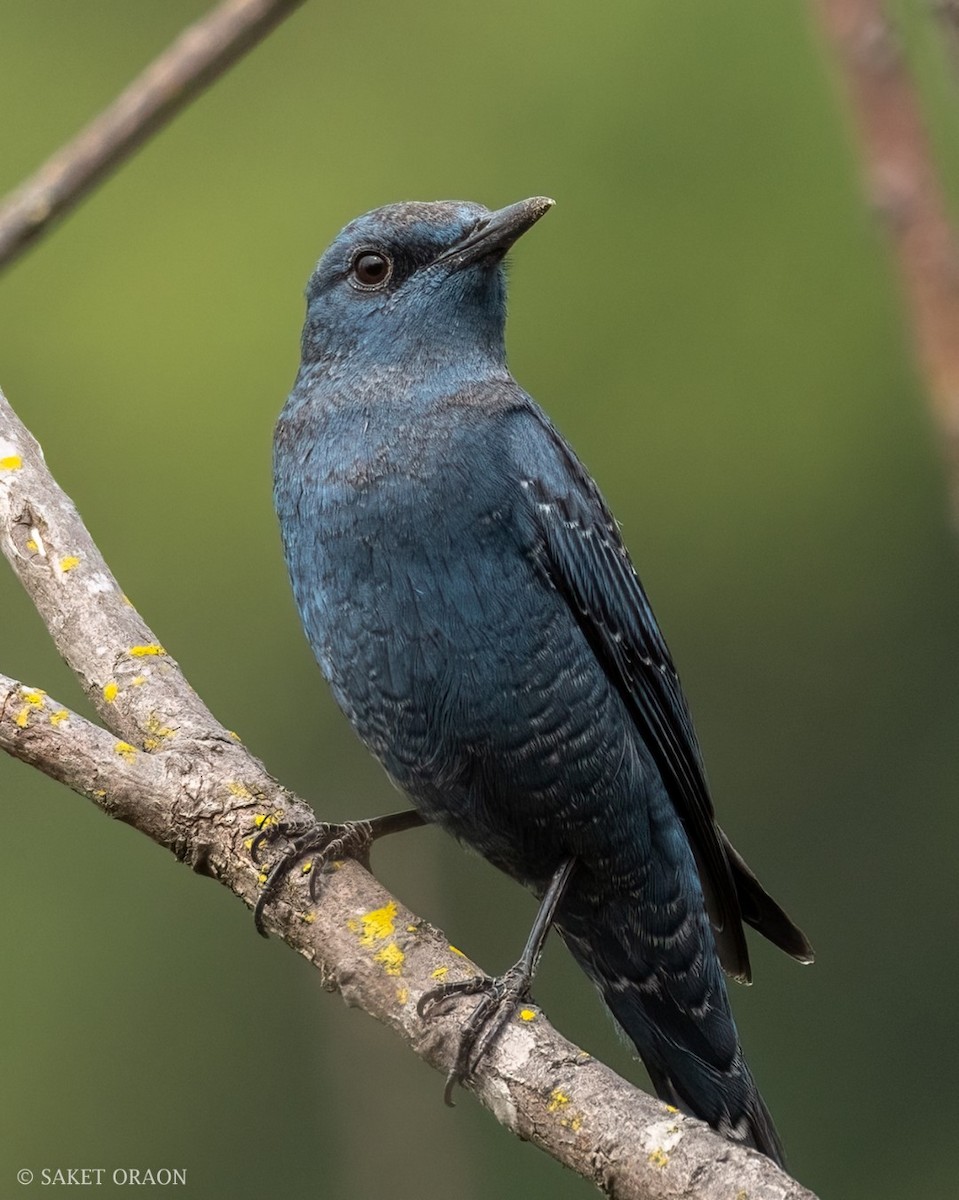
558,896,787,1169
643,1045,786,1166
720,829,815,966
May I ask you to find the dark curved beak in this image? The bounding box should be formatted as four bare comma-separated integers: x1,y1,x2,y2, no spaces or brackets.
437,196,554,268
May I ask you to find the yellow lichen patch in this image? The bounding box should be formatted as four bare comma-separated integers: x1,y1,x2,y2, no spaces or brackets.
301,912,316,924
448,944,466,958
243,837,255,851
647,1150,669,1169
121,593,133,607
519,1008,536,1022
25,539,38,553
227,781,252,799
129,643,165,658
396,986,410,1005
228,730,241,741
143,713,176,751
347,900,397,946
374,943,405,976
547,1089,571,1113
93,789,106,799
430,966,448,980
735,1192,748,1200
300,860,313,875
547,1088,584,1132
49,709,69,726
257,871,268,885
406,924,417,933
253,812,280,830
14,688,46,727
60,555,80,572
131,674,147,687
102,681,119,703
0,455,22,470
665,1105,679,1114
114,742,137,762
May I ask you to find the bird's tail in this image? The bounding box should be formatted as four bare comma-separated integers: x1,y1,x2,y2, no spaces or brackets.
557,897,786,1168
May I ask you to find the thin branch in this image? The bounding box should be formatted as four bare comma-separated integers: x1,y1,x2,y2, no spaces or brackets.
0,398,818,1199
811,0,959,520
0,0,303,272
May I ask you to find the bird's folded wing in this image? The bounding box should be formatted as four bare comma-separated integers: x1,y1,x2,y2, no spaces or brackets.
513,406,752,981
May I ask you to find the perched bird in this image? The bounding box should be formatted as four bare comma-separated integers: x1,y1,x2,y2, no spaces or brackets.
270,197,813,1166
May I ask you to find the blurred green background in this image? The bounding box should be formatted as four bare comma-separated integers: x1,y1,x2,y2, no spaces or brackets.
2,1,958,1196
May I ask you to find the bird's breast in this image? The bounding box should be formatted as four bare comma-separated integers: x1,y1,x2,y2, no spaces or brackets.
274,398,657,889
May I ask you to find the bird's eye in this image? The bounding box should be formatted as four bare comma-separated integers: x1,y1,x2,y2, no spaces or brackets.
351,251,392,288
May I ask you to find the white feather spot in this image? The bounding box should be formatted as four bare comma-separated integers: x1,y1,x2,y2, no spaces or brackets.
718,1113,750,1141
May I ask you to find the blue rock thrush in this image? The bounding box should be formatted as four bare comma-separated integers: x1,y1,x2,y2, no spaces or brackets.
266,197,813,1166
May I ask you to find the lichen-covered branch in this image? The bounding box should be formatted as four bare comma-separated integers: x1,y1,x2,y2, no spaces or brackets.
0,0,304,272
0,385,818,1200
811,0,959,520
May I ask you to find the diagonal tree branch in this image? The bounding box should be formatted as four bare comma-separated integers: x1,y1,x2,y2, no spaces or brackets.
0,398,817,1200
0,0,304,272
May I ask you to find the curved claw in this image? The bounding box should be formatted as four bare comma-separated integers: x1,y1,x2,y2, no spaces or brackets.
249,809,425,937
418,964,533,1102
416,975,490,1019
441,1070,459,1108
249,815,314,866
249,818,375,937
417,858,572,1103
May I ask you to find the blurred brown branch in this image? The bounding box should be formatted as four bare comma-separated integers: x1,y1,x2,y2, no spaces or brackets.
0,0,303,272
812,0,959,520
0,384,819,1198
935,0,959,73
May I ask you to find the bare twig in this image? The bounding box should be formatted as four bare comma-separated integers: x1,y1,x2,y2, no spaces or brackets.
811,0,959,520
0,0,303,271
0,395,817,1199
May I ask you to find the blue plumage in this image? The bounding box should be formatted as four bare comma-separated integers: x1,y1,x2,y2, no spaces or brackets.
273,198,812,1165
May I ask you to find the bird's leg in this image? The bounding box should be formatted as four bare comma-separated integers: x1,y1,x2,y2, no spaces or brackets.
418,857,576,1104
249,808,425,936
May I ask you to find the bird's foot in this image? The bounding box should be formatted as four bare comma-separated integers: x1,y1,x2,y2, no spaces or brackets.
417,961,534,1104
249,815,376,936
249,807,425,936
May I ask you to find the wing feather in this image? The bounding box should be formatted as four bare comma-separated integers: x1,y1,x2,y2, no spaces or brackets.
514,408,816,978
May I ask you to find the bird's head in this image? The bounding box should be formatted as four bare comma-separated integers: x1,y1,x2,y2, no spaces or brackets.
299,198,553,379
